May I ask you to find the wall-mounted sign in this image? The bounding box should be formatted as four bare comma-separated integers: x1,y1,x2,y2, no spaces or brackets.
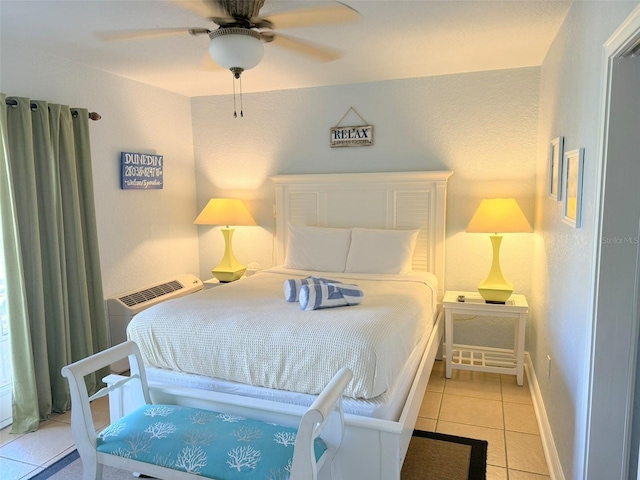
120,152,163,190
330,125,373,148
330,107,374,148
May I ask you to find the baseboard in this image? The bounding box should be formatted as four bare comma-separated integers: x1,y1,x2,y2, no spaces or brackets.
525,352,565,480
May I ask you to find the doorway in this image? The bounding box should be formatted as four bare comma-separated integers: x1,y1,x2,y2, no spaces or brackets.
586,7,640,479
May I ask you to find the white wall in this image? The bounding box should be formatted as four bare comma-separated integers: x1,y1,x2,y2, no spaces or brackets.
192,67,539,348
1,33,540,351
0,44,200,298
532,1,639,478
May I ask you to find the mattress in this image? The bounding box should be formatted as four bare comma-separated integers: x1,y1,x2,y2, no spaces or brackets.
127,267,437,400
144,329,429,421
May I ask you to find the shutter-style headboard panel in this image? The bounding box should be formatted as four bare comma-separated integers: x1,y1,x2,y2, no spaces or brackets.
271,171,452,300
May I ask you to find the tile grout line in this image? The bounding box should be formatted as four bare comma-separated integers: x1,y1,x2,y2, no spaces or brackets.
500,374,511,480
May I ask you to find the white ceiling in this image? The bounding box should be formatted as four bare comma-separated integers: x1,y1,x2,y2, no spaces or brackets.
0,0,572,97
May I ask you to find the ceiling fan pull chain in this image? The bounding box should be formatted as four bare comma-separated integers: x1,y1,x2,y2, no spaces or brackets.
232,74,238,118
239,75,244,118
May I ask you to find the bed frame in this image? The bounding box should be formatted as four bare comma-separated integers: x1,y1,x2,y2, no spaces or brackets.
105,170,452,480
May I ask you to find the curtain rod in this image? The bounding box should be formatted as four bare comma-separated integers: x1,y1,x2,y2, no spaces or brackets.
5,98,101,121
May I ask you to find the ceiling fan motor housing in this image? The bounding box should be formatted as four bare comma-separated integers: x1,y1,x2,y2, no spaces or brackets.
220,0,265,19
208,28,264,72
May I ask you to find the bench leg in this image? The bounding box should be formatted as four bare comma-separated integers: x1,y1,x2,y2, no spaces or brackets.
81,460,103,480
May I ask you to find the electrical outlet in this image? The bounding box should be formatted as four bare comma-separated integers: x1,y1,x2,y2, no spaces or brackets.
547,355,552,378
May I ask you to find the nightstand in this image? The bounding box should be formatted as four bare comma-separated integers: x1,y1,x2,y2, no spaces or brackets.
202,278,223,289
443,290,528,386
203,276,248,289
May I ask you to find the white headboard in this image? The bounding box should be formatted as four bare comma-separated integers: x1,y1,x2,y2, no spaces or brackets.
270,171,453,301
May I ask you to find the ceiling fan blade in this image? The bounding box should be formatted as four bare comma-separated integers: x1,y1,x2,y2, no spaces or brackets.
258,2,360,30
95,28,209,41
270,33,341,62
170,0,234,23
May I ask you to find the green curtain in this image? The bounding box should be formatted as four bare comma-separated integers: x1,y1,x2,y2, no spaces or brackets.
0,94,110,433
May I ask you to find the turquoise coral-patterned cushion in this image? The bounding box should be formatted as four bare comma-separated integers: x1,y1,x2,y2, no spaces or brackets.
96,404,327,479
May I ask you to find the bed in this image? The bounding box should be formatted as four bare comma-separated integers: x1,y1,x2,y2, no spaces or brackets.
105,170,452,480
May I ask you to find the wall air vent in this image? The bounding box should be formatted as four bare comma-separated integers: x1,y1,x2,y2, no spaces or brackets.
118,280,184,307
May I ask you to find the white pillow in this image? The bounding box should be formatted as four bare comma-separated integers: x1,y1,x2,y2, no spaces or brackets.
285,225,352,272
345,228,420,274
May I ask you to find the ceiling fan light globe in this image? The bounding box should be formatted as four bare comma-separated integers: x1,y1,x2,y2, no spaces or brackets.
208,28,264,71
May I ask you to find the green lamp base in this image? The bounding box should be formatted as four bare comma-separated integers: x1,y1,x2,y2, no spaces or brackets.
478,285,513,304
478,234,514,304
212,267,247,283
211,227,247,283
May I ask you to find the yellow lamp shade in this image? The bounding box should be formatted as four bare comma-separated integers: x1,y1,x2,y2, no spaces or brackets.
466,198,532,234
194,198,256,282
194,198,257,227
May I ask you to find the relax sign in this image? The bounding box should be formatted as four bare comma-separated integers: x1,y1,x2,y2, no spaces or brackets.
330,125,373,148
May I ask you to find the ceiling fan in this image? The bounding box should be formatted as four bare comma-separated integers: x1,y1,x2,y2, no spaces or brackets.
97,0,359,116
97,0,359,78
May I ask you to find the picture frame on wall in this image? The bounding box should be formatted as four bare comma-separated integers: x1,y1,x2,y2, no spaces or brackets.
548,136,564,200
562,148,585,228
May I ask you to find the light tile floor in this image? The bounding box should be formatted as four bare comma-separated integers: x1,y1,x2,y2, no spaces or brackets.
0,395,110,480
0,360,549,480
416,360,550,480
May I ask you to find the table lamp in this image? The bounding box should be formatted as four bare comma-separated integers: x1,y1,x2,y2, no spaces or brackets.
466,198,532,303
194,198,256,282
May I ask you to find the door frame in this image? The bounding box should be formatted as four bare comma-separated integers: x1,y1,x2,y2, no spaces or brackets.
585,5,640,479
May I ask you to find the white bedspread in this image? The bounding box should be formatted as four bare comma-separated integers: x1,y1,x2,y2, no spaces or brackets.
127,268,437,399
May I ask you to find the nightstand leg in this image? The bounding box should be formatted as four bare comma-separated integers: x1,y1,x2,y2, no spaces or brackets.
516,312,525,386
445,309,453,379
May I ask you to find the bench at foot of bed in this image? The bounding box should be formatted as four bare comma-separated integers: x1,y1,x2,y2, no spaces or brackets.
62,341,352,480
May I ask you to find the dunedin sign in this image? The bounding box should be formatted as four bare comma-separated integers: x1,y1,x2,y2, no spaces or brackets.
120,152,163,190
